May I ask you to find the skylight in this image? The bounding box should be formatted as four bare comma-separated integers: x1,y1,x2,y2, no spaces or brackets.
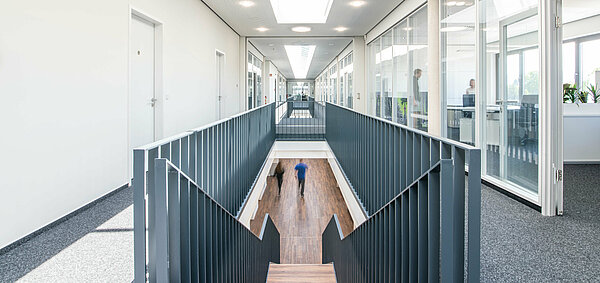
284,45,316,79
270,0,334,24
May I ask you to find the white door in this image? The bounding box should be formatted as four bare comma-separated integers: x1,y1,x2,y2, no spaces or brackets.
130,15,156,151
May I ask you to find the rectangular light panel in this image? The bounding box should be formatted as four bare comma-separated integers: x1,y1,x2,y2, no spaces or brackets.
284,45,316,79
270,0,334,24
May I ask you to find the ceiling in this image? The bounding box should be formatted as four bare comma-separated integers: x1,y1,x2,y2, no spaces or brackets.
250,37,352,79
202,0,405,37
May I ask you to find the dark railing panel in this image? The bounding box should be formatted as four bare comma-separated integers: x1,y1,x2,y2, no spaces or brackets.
275,100,326,140
323,160,480,282
324,103,481,283
153,159,279,282
133,103,276,282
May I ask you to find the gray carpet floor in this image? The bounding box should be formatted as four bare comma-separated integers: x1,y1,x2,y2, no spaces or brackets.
481,164,600,282
0,165,597,282
0,187,134,282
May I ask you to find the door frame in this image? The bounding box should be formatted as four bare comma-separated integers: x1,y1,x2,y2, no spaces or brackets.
128,7,164,180
215,49,225,120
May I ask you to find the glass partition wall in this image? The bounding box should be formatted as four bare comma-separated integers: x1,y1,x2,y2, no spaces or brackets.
479,0,541,202
363,0,565,213
315,51,354,108
441,0,477,145
247,52,263,109
368,5,429,131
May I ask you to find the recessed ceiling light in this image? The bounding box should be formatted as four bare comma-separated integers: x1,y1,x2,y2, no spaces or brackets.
403,27,413,31
456,1,466,6
284,45,316,79
349,1,366,7
239,1,255,7
292,26,311,33
256,27,269,32
334,26,348,32
328,43,335,46
271,0,334,24
446,1,456,6
268,43,275,47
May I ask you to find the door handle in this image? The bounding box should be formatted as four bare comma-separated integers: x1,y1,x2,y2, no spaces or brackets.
150,98,158,107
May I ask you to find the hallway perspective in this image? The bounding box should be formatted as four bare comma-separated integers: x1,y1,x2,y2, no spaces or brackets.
4,0,599,282
250,159,354,264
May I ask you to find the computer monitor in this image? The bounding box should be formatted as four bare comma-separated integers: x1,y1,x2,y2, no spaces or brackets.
463,94,475,107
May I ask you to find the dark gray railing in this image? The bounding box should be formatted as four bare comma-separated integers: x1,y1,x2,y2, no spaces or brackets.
323,159,479,282
153,159,279,282
275,100,326,140
133,103,275,282
324,102,481,282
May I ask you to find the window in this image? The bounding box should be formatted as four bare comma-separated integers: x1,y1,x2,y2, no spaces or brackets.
562,42,575,86
580,39,600,89
441,0,476,144
367,5,428,130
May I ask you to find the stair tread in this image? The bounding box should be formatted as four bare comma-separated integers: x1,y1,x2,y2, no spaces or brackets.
267,263,336,283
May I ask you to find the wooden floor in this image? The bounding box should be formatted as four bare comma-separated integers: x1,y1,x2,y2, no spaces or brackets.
266,264,336,283
250,158,354,264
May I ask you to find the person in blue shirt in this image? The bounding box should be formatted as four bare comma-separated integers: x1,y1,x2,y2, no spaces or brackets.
294,159,309,197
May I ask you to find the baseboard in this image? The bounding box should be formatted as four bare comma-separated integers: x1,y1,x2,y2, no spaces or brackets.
481,179,541,212
564,160,600,164
0,183,130,255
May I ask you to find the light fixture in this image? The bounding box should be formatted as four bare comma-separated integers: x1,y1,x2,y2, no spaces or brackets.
256,27,269,32
284,45,316,79
456,1,466,6
270,0,333,24
349,1,366,7
239,1,255,7
292,26,311,33
446,1,456,6
334,26,348,32
403,26,413,31
268,43,275,47
440,26,470,32
328,43,335,46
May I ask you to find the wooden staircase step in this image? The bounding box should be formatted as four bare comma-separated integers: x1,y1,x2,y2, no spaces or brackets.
267,263,336,283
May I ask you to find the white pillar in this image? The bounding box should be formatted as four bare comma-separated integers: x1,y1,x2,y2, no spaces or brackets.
239,36,247,111
428,0,441,136
353,36,368,114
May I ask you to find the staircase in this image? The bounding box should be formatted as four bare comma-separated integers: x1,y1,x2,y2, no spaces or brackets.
267,264,336,283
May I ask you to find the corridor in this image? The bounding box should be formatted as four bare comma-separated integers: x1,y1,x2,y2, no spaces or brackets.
249,159,354,264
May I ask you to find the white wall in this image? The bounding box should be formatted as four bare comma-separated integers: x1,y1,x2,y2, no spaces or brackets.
0,0,241,249
563,104,600,163
266,61,278,103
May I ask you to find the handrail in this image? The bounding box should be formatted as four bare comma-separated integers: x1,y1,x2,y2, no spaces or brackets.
136,102,275,151
153,159,279,282
133,103,276,283
322,158,480,282
326,102,478,151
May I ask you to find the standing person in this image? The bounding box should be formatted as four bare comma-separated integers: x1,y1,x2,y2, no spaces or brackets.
294,159,309,197
412,69,422,112
466,79,476,94
274,162,285,196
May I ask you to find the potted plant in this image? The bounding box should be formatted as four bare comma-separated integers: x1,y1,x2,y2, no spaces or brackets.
588,84,600,103
563,83,579,104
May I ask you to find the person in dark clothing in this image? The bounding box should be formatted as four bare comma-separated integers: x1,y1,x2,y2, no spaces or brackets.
294,159,309,197
412,68,422,109
274,162,285,195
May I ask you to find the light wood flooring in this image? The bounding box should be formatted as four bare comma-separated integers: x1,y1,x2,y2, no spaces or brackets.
266,264,336,283
250,158,354,264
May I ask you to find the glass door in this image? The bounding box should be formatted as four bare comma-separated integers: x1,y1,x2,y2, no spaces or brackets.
489,8,539,199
